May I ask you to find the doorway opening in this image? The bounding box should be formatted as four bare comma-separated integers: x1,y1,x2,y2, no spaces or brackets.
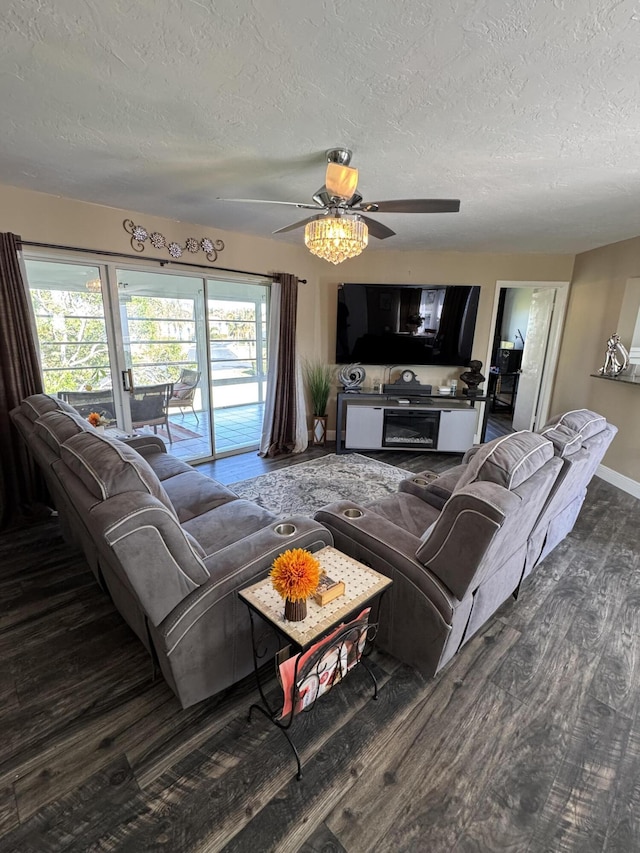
485,281,569,442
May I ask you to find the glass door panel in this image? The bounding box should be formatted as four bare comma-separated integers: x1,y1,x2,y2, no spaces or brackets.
115,269,211,461
23,259,122,430
207,280,269,455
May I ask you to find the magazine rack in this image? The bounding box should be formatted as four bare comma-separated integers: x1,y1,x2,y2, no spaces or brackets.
280,614,374,719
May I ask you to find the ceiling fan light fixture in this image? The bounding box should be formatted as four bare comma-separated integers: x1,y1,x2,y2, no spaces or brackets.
325,163,359,199
304,216,369,265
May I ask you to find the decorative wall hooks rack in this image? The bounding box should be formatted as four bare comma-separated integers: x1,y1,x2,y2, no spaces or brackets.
123,219,225,263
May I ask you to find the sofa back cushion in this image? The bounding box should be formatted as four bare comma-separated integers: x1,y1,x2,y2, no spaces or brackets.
546,409,607,440
538,423,583,458
34,410,93,456
456,431,554,492
60,431,176,515
21,393,78,423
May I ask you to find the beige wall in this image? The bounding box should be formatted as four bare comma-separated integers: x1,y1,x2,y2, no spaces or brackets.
551,235,640,481
1,182,576,433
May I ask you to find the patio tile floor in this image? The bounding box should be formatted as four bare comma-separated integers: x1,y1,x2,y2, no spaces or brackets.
134,402,265,461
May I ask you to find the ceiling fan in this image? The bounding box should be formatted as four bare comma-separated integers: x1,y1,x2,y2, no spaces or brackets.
218,148,461,264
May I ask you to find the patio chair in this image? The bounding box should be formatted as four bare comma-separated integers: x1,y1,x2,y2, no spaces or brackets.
168,369,201,423
130,383,174,444
57,389,116,421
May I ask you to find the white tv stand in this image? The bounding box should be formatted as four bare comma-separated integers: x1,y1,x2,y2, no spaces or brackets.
336,391,488,455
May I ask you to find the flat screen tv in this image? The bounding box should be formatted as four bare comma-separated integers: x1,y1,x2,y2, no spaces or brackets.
336,283,481,366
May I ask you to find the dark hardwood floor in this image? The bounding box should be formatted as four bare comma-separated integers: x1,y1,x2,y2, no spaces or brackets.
1,446,638,852
484,412,515,441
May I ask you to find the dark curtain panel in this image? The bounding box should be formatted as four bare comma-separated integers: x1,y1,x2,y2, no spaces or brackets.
0,233,44,528
437,285,473,364
262,273,299,457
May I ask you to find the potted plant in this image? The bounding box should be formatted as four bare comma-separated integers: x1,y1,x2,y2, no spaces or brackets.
303,360,334,445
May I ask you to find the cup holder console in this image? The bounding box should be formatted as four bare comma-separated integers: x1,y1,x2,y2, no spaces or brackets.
274,522,297,536
343,508,364,519
412,473,438,486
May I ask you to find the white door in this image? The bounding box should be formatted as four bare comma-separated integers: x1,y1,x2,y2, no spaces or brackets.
512,288,557,431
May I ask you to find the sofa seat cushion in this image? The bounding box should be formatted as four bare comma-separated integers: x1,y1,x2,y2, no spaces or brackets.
61,431,176,514
457,430,554,491
366,493,440,539
144,453,194,481
162,472,239,522
182,499,276,555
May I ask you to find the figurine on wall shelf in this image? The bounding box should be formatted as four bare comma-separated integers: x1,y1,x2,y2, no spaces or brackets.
598,333,629,377
459,360,485,397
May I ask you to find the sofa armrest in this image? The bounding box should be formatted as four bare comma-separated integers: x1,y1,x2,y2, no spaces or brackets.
398,465,466,510
314,500,462,679
314,501,456,622
157,516,333,646
415,482,521,600
462,444,481,464
90,491,210,626
122,435,167,457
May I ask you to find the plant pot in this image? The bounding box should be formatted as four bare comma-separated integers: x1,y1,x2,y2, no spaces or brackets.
284,598,307,621
312,415,327,446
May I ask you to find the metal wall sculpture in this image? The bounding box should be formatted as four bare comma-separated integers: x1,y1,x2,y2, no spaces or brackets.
123,219,225,262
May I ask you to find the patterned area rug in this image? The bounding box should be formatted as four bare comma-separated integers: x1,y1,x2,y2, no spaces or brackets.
228,453,412,517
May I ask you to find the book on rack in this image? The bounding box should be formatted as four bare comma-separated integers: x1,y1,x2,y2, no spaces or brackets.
313,572,346,606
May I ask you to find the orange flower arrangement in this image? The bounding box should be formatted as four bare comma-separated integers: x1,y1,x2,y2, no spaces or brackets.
87,411,109,427
270,548,321,602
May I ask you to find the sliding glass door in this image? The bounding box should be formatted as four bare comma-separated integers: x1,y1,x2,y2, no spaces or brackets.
23,256,270,461
115,269,212,459
24,260,120,422
207,280,268,454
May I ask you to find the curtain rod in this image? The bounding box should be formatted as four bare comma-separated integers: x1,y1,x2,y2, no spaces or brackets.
18,240,307,284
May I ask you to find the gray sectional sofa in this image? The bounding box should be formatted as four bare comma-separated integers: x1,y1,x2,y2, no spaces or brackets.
12,393,615,706
11,394,333,708
315,410,616,679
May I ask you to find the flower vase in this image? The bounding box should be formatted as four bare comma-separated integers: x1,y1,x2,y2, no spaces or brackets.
284,598,307,621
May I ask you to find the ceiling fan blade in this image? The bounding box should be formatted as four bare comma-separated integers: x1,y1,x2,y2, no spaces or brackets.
217,198,322,210
272,215,320,235
358,199,461,214
360,215,396,240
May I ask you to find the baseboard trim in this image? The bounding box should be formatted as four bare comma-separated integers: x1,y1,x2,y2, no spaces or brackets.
596,464,640,499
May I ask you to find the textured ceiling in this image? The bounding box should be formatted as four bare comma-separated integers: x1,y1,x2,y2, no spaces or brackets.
2,0,640,254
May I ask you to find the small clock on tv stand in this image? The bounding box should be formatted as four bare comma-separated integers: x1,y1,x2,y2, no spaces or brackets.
383,369,432,395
